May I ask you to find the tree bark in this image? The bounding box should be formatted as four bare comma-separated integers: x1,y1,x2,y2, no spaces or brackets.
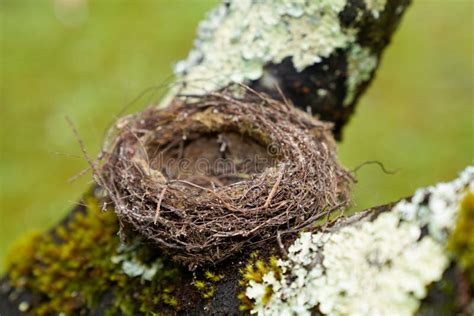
173,0,411,139
1,182,472,315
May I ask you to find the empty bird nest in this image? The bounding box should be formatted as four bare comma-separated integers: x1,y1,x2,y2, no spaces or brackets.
98,89,350,268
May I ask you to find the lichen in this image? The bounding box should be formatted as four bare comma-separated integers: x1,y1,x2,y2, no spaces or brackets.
5,192,181,315
343,44,378,106
246,215,448,315
174,0,355,95
364,0,387,18
395,166,474,243
111,241,164,282
172,0,385,111
242,167,474,315
238,251,282,312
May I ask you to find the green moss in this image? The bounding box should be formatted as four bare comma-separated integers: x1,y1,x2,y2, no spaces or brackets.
204,270,223,282
5,192,181,315
448,191,474,284
417,273,458,316
238,251,281,311
202,285,216,300
192,278,215,299
192,270,224,299
311,207,345,228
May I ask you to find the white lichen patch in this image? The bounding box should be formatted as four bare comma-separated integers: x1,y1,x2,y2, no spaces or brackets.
18,301,30,312
395,166,474,243
111,243,164,281
174,0,354,95
343,44,378,106
245,167,474,315
248,215,448,315
172,0,384,109
364,0,387,18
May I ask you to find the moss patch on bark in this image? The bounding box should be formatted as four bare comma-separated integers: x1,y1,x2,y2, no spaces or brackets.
4,191,182,315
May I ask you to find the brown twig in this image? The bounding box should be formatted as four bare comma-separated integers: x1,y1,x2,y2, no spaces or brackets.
264,163,285,208
154,186,168,224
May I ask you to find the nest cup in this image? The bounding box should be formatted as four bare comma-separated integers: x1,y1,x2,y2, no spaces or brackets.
99,90,350,267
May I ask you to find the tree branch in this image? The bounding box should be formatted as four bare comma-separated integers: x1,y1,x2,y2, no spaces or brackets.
173,0,411,138
5,1,470,316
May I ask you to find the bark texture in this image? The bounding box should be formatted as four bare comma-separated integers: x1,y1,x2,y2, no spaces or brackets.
174,0,412,138
1,184,472,315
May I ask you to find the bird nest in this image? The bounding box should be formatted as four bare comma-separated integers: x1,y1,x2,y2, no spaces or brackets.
98,90,350,267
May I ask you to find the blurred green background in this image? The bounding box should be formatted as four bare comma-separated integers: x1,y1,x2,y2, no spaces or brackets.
1,0,472,270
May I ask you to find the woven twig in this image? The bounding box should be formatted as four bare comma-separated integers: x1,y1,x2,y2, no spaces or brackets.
98,89,350,268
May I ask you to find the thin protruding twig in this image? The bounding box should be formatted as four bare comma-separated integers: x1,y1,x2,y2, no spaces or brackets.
277,230,288,257
264,163,285,208
274,83,291,108
154,186,168,224
65,116,99,177
67,166,92,183
351,160,398,175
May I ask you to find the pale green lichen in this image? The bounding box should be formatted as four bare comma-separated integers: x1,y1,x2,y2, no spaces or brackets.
364,0,387,18
244,166,474,315
173,0,384,109
395,166,474,243
174,0,354,95
238,252,282,311
343,44,378,106
246,215,448,315
111,243,164,282
18,301,29,312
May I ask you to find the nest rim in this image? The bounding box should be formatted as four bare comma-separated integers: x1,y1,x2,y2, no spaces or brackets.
98,90,350,268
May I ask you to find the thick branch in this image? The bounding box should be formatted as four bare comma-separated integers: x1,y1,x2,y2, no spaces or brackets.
2,167,472,315
174,0,411,138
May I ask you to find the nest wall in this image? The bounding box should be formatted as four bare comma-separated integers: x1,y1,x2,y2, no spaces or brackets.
99,91,350,267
